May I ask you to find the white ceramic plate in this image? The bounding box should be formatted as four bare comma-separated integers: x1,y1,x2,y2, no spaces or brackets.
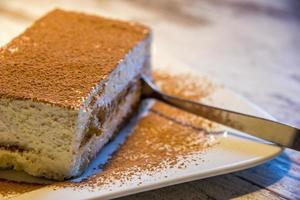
2,66,283,200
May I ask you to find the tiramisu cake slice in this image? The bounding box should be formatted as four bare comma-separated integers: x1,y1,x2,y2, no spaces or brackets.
0,9,151,180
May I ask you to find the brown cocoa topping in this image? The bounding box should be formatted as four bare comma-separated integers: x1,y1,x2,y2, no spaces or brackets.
0,9,150,109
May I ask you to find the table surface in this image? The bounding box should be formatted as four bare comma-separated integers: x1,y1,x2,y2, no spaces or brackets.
0,0,299,199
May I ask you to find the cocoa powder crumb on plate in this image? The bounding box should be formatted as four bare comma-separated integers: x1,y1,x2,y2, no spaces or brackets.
56,71,219,190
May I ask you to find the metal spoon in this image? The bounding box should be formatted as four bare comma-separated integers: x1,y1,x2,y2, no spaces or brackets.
141,76,300,151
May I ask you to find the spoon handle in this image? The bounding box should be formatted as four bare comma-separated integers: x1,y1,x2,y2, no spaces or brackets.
141,77,300,151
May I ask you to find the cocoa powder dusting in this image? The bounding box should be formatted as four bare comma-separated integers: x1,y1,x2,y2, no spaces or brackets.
0,72,219,197
0,9,150,109
0,179,43,198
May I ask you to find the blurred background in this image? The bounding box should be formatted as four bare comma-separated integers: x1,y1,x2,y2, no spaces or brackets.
0,0,299,126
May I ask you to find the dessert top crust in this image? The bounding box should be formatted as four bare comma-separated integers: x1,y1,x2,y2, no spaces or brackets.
0,9,150,109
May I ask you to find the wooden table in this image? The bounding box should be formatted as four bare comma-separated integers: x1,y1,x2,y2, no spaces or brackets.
1,0,299,199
